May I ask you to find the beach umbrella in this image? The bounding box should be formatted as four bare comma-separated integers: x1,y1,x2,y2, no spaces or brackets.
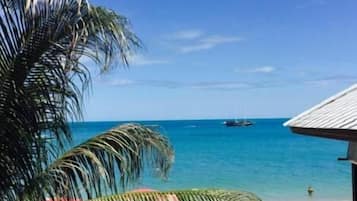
284,84,357,201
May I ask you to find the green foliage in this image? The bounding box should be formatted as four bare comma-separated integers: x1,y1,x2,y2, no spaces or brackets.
89,189,262,201
23,124,174,200
0,0,172,201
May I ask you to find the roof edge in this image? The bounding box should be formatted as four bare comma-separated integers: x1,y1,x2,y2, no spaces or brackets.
283,83,357,127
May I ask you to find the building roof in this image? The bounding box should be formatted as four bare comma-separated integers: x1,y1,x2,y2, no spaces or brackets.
284,84,357,141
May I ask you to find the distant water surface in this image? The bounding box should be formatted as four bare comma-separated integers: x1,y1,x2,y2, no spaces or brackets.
71,119,351,201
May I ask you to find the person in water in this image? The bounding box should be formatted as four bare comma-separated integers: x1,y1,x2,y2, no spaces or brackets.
307,186,314,196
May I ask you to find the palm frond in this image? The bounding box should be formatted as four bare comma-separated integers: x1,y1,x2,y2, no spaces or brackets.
89,189,262,201
30,124,174,200
0,0,142,200
82,6,142,72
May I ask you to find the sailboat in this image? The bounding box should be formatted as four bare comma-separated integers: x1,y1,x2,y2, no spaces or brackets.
223,119,253,127
223,108,254,127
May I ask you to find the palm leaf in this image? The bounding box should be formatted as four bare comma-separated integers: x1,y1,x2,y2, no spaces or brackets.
0,0,142,200
88,189,262,201
27,123,174,200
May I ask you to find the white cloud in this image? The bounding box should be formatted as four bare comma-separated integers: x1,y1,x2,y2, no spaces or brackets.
80,54,169,68
235,66,276,74
305,75,357,87
250,66,276,73
191,82,251,90
97,72,357,91
304,80,330,87
128,55,169,66
179,35,243,53
200,36,243,44
104,79,182,88
167,29,243,53
170,30,203,40
104,78,256,90
109,79,136,86
179,43,215,53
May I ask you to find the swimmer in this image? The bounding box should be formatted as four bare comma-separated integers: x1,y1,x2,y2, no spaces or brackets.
307,186,314,196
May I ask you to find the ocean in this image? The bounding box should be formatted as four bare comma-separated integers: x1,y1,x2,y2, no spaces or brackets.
70,119,351,201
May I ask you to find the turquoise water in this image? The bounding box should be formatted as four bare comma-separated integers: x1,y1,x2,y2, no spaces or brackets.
71,119,351,201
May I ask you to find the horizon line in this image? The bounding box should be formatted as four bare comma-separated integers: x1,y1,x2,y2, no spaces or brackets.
71,116,291,123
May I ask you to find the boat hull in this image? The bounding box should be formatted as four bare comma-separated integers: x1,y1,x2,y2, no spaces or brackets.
224,120,253,127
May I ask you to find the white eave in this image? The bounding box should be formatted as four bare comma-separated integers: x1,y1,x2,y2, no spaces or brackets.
284,84,357,130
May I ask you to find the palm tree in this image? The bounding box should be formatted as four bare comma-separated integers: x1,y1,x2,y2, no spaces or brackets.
0,1,173,200
0,1,260,201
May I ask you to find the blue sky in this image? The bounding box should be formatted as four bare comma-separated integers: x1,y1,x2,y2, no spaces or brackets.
84,0,357,121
